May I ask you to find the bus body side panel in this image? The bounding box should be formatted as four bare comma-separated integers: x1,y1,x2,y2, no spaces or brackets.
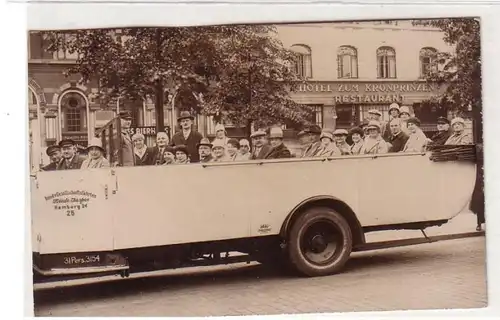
31,169,115,255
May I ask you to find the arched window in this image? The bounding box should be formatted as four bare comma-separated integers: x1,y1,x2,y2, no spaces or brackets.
337,46,358,79
291,44,312,78
377,46,396,79
420,47,438,78
28,88,37,109
60,91,88,145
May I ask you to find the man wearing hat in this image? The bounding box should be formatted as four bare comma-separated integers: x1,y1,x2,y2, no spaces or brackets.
41,145,62,171
299,124,322,158
444,117,473,145
238,139,251,160
80,137,110,169
115,111,135,167
56,138,86,170
333,129,352,155
429,116,452,146
368,109,387,139
169,110,203,163
383,103,400,141
250,129,272,160
197,138,214,163
264,127,292,159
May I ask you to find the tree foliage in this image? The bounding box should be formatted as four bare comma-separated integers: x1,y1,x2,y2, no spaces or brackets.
42,26,314,133
412,18,481,114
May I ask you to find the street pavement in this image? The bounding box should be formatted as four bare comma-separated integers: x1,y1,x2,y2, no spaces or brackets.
32,211,487,317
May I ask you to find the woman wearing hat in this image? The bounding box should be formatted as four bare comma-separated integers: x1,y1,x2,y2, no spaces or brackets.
444,117,473,145
238,139,252,160
349,127,365,155
313,130,341,157
398,106,411,134
211,139,228,162
80,138,110,169
132,133,154,166
383,103,400,141
402,117,429,153
359,121,389,155
162,146,176,165
211,123,230,149
174,145,190,164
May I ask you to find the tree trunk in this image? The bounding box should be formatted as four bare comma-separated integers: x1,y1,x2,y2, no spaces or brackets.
245,119,253,139
155,80,165,135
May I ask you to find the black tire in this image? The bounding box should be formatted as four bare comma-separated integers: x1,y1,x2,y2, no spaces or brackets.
287,206,353,277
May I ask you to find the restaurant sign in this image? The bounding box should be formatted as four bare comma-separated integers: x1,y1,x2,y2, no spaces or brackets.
296,81,441,104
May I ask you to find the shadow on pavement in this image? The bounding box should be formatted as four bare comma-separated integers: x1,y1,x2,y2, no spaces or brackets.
33,247,454,308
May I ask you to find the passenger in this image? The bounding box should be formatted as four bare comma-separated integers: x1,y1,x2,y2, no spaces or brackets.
211,124,230,150
238,139,252,161
80,138,110,169
429,116,452,146
264,127,292,159
333,129,352,155
162,146,176,165
387,118,409,153
151,132,170,165
349,127,364,155
174,145,190,164
132,133,154,166
56,139,86,170
367,109,387,138
41,145,62,171
300,125,322,158
383,103,400,141
250,130,272,160
227,138,245,161
359,121,389,155
211,139,227,162
402,117,429,153
117,111,135,166
197,138,214,163
360,119,370,137
399,106,411,134
170,111,203,163
444,117,473,145
313,130,341,157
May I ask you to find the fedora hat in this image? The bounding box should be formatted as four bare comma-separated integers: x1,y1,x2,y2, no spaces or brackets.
250,130,266,139
177,111,195,122
197,138,213,149
269,127,284,139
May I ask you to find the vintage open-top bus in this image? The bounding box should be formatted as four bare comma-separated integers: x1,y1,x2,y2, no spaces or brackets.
30,117,479,282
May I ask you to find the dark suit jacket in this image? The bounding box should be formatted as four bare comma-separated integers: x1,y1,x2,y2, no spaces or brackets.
429,131,451,146
134,147,155,166
388,132,410,153
41,162,58,171
251,144,272,160
169,130,203,163
56,155,86,170
199,154,214,163
264,143,292,159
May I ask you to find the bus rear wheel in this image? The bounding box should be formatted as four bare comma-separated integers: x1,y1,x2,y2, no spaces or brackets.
287,206,353,277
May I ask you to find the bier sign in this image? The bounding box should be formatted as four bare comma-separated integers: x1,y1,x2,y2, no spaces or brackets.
128,126,171,138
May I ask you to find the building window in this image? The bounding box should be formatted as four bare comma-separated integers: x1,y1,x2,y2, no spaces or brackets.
420,47,438,78
337,46,358,79
53,33,80,60
291,44,312,78
59,91,88,145
335,105,358,127
376,46,396,79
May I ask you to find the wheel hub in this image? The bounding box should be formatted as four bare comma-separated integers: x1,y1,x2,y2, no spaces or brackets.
310,234,328,253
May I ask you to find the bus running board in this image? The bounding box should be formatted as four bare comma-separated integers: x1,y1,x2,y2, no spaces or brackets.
353,231,485,252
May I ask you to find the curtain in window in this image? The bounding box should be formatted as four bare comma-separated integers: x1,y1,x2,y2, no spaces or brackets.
376,47,396,78
337,46,358,78
419,47,438,77
291,44,312,78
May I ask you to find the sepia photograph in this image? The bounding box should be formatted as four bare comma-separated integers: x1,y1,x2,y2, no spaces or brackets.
27,17,486,317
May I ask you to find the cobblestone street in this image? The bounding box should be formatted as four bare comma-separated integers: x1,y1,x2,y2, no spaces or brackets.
32,212,487,317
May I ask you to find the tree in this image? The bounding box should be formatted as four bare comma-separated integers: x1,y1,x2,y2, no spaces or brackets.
42,26,313,136
412,18,482,143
